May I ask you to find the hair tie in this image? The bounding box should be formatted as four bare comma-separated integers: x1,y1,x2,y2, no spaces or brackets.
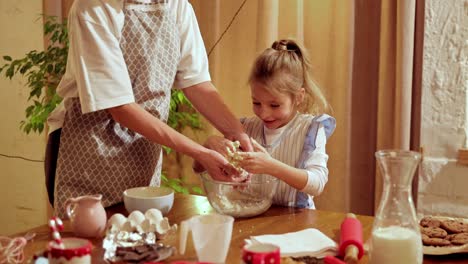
273,40,289,51
278,43,288,51
273,40,300,54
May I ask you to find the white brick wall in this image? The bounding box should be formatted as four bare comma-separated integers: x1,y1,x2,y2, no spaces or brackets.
418,0,468,217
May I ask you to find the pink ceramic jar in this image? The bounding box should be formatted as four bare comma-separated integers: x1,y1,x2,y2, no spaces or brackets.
65,194,107,238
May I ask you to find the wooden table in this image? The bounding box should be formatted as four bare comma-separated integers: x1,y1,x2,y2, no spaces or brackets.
20,193,467,263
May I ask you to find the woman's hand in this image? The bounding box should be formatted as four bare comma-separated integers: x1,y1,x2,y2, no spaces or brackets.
204,136,235,158
193,136,246,178
226,132,253,152
196,148,238,181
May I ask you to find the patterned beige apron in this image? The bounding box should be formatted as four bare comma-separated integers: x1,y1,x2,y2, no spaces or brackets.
54,0,180,217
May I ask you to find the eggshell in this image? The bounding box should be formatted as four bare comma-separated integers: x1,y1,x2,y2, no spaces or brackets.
121,220,136,232
141,219,156,233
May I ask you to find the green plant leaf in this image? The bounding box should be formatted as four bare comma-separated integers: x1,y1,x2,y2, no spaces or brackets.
0,15,69,135
191,186,204,195
6,66,14,79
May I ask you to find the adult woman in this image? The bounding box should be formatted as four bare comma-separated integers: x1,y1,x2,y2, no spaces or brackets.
45,0,251,217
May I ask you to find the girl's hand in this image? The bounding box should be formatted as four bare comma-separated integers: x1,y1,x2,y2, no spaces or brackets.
238,150,274,175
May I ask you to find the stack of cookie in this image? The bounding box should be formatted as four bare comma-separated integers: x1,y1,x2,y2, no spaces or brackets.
420,216,468,247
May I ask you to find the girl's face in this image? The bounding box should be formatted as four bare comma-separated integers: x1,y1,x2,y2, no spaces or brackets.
250,83,301,129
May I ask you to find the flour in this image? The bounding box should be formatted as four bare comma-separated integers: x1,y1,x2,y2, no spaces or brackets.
208,191,272,218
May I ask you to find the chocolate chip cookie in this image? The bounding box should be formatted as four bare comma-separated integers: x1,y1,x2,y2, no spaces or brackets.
421,226,448,238
422,236,452,247
448,233,468,245
440,220,468,234
420,217,442,228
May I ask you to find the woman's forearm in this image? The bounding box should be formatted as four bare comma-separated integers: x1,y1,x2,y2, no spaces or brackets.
107,103,207,158
182,82,245,137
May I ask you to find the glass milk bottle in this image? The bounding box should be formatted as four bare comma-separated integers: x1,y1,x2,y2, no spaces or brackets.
369,150,423,264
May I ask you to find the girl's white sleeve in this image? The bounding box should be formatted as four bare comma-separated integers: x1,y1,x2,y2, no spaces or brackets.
68,0,134,113
300,125,329,196
174,0,211,89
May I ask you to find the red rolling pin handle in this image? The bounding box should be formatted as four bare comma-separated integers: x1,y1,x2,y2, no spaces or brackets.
338,213,364,263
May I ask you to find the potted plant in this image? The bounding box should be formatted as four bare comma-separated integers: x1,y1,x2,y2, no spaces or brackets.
1,16,203,194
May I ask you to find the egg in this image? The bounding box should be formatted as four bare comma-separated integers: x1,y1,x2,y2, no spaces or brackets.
107,213,127,229
145,208,163,223
128,210,146,225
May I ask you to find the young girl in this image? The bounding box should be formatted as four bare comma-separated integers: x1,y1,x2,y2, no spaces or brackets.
200,39,335,209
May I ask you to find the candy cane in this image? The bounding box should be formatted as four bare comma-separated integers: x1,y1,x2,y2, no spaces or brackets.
48,217,64,247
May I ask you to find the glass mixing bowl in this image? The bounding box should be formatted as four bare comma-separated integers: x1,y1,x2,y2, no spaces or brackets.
200,172,279,218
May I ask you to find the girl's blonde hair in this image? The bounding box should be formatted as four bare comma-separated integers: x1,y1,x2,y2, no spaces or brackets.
248,39,330,114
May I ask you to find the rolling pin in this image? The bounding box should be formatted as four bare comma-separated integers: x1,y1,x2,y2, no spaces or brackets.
338,213,364,264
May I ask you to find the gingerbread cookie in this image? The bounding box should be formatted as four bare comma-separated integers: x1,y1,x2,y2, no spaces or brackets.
420,217,442,228
440,220,468,234
448,233,468,245
421,226,448,238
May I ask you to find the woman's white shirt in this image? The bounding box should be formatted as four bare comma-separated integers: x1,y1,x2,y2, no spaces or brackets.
47,0,210,133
